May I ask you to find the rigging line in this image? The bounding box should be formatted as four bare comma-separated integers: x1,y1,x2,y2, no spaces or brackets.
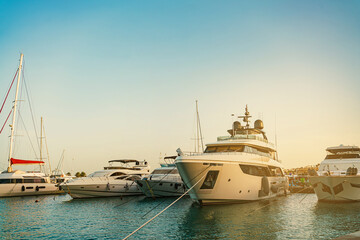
22,68,40,150
0,109,12,135
141,165,212,219
0,69,18,115
122,171,209,240
17,112,39,160
43,123,52,175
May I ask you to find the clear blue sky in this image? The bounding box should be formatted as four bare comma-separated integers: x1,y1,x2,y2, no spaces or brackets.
1,1,360,173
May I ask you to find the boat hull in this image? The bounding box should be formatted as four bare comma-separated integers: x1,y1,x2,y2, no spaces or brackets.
309,176,360,202
61,181,143,199
176,160,288,205
136,179,186,198
0,183,61,197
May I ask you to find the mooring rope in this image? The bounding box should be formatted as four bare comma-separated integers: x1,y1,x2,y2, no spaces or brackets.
122,172,208,240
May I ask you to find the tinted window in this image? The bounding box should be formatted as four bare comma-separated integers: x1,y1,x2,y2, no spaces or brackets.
325,154,360,159
268,166,284,176
0,179,11,184
110,172,125,177
200,171,219,189
240,164,271,177
204,145,244,153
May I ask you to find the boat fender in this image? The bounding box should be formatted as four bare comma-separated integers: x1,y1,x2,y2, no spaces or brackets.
21,185,25,191
36,186,39,191
58,186,62,191
261,176,270,195
106,183,110,191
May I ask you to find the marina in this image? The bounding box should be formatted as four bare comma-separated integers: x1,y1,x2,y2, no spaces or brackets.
1,1,360,239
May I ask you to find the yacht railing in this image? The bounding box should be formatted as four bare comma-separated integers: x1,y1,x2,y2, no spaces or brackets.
217,135,275,147
182,151,281,162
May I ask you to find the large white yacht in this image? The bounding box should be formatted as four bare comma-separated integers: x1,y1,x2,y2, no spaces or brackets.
61,159,150,199
175,106,288,205
309,145,360,202
0,54,59,197
136,156,186,198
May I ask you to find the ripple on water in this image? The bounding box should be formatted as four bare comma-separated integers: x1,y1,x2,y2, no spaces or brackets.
0,194,359,239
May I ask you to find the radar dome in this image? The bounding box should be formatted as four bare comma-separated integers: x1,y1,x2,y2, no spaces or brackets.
233,121,241,130
254,119,264,130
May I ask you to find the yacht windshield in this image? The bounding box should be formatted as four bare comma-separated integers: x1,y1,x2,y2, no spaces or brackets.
325,154,360,159
204,145,274,159
205,145,244,153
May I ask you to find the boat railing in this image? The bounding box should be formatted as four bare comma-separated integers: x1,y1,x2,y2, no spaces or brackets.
182,151,280,162
217,135,274,147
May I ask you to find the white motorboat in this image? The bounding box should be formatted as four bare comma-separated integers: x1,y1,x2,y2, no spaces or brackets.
0,54,59,197
136,156,186,198
61,159,150,199
309,145,360,202
175,106,288,205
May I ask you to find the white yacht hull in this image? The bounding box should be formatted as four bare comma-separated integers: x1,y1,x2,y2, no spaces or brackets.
176,160,288,205
309,176,360,202
0,183,60,197
62,181,143,199
136,179,186,197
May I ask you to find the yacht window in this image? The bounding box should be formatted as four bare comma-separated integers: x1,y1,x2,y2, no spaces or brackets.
200,171,219,189
23,178,46,183
268,166,284,177
325,154,360,159
205,147,217,153
204,145,244,153
239,164,271,177
125,175,141,181
116,176,127,180
216,146,229,152
110,172,125,177
244,146,272,158
228,146,244,152
0,179,11,184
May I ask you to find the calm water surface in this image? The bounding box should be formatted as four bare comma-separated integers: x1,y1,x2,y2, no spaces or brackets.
0,194,359,239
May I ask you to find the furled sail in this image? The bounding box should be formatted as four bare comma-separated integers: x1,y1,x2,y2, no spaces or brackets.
10,158,45,165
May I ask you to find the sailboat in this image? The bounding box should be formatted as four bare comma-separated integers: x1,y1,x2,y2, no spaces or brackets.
0,53,59,197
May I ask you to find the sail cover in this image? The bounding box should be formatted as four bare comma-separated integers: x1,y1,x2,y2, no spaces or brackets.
10,158,45,165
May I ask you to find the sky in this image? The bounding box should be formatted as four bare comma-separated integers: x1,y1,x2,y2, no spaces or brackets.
0,0,360,174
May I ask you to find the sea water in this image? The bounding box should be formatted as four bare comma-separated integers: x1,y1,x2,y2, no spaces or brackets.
0,194,359,239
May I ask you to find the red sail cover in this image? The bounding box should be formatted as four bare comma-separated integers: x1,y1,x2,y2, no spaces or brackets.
10,158,45,165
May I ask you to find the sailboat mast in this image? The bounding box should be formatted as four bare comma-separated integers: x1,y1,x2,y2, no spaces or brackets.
8,53,24,172
40,117,43,162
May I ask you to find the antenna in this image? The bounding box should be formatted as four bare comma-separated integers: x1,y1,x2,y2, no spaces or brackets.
237,104,252,128
275,113,279,160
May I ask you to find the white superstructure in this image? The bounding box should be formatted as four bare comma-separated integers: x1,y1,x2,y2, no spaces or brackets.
309,145,360,202
61,160,150,199
136,156,186,198
175,106,288,205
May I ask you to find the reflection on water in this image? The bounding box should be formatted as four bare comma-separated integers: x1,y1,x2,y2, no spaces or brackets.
0,194,359,239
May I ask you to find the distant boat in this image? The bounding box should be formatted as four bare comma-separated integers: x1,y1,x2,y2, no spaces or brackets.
0,54,59,197
176,105,289,205
309,145,360,202
61,159,150,199
136,156,186,198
